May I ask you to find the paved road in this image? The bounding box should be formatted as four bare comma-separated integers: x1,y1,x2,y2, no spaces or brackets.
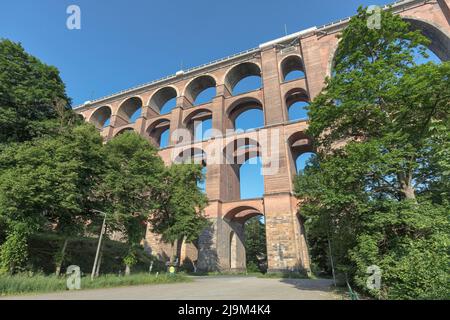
2,276,342,300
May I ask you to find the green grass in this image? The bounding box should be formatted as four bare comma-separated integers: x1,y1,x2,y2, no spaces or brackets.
0,273,190,297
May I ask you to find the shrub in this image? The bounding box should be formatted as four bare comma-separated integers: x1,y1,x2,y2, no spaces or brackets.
27,233,166,275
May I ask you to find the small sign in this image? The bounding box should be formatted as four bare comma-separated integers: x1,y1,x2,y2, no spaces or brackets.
169,266,176,274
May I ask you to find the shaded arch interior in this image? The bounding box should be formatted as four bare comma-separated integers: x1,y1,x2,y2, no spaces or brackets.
89,106,112,129
117,97,143,123
150,87,178,114
185,75,217,105
281,55,305,81
225,62,262,95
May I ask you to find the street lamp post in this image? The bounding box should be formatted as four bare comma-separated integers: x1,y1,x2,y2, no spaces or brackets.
91,209,107,281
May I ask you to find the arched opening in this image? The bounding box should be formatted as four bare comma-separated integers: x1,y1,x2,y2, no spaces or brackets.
403,17,449,62
328,18,448,77
185,75,217,105
174,148,207,193
228,98,264,131
296,152,316,173
146,119,171,148
286,88,310,121
225,62,262,95
174,147,207,165
117,97,143,124
223,138,263,200
244,216,267,273
281,55,305,81
184,109,213,142
160,129,170,148
288,131,314,175
115,127,134,137
89,106,112,129
411,41,442,64
196,87,216,105
194,118,212,142
239,157,264,199
150,87,178,114
198,166,207,193
235,109,264,132
224,205,265,272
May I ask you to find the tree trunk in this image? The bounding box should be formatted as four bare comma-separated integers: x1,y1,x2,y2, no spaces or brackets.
125,264,131,276
170,242,176,265
9,262,15,275
55,238,68,276
398,172,416,201
176,237,184,267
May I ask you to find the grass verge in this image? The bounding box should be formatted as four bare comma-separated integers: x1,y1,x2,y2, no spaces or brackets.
0,273,190,297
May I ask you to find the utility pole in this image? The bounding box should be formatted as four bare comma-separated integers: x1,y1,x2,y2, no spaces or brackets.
91,209,107,281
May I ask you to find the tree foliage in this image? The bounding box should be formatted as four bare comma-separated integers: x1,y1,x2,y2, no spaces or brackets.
244,217,267,273
294,8,449,299
0,123,104,273
0,39,70,143
149,163,209,263
95,131,165,271
0,40,209,275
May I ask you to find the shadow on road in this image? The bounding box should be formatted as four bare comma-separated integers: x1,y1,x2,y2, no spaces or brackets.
279,278,336,292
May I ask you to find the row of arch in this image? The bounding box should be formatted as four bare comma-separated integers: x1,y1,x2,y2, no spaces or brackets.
88,14,449,131
174,131,314,198
114,89,310,148
88,55,306,129
225,14,450,272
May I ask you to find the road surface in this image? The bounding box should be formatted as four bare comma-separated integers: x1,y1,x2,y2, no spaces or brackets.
2,276,342,300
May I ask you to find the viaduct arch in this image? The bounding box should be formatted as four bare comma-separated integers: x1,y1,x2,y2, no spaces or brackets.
76,0,450,273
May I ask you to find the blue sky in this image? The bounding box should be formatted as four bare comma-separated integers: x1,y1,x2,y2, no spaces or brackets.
1,0,426,200
0,0,394,107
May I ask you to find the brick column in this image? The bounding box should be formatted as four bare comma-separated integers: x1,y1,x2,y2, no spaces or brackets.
261,124,310,272
133,116,146,135
260,47,285,125
168,96,191,145
264,193,309,272
210,86,228,136
300,34,338,99
110,114,128,128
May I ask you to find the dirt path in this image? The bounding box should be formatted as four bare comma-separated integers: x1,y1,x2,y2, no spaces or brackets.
2,276,343,300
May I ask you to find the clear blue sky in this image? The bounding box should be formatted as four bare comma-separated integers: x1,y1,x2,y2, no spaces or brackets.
0,0,393,106
0,0,402,200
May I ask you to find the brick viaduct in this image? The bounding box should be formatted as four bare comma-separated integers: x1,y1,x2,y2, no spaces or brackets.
76,0,450,272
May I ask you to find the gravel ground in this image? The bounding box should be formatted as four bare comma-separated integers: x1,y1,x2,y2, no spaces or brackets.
1,276,343,300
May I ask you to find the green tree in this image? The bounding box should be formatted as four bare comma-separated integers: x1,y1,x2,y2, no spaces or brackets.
96,131,166,275
294,7,449,299
149,164,209,267
244,217,267,273
0,123,104,274
0,39,70,143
